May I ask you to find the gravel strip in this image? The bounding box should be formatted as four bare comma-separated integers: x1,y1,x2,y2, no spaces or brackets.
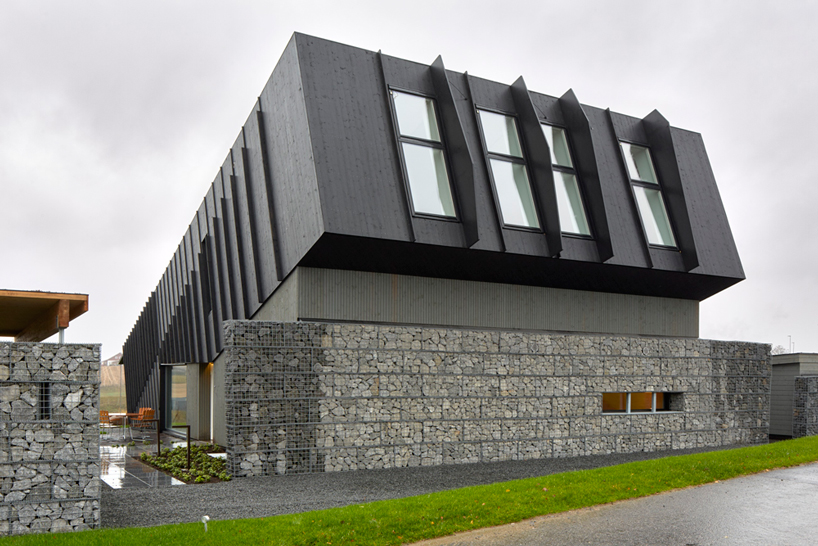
101,445,747,528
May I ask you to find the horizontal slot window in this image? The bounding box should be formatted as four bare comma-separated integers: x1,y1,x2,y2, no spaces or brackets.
602,392,679,414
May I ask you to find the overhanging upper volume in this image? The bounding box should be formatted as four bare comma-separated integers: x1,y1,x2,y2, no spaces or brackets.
123,33,743,412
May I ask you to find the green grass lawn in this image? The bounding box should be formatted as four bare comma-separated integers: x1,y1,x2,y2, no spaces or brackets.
6,436,818,545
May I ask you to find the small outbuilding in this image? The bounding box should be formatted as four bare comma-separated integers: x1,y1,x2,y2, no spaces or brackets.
770,353,818,437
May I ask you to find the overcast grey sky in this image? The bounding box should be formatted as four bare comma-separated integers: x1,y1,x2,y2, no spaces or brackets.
1,1,816,358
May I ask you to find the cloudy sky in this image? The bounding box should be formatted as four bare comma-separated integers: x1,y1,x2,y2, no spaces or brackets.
1,1,816,358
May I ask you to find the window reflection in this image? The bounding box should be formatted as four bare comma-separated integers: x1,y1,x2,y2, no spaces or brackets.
391,90,456,218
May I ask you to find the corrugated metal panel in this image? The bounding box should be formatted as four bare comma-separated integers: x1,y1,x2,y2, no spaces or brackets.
294,267,698,337
770,363,798,436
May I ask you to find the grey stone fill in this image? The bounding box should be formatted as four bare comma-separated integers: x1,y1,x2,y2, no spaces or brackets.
222,321,770,477
0,342,100,535
793,375,818,438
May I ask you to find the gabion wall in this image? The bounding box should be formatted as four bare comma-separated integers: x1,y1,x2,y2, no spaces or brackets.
223,321,770,477
793,376,818,438
0,343,100,535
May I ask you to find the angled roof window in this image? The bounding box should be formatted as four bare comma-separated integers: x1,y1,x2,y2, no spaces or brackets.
542,124,590,236
391,90,456,218
621,142,658,184
619,142,676,247
478,109,539,229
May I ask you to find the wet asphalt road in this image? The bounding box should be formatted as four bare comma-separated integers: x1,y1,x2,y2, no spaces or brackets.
412,462,818,546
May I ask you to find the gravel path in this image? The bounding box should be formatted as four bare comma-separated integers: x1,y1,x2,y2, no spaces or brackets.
101,445,744,528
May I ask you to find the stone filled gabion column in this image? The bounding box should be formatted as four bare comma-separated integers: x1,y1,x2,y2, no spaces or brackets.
793,376,818,438
0,342,100,535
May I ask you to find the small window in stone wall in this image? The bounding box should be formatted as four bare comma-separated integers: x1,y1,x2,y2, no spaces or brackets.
602,392,682,414
38,383,51,421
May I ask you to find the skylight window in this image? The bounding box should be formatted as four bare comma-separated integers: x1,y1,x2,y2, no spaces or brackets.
478,110,539,229
542,125,590,236
619,142,676,247
391,90,456,218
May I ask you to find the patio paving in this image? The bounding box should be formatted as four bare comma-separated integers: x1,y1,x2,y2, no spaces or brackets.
99,429,199,489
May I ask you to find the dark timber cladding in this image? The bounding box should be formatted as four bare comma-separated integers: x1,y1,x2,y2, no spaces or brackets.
123,33,744,413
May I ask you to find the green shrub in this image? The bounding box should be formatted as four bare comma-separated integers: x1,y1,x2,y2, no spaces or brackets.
140,444,230,483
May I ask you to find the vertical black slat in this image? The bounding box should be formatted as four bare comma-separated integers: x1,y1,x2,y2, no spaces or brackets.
226,148,256,317
220,187,242,320
559,89,614,263
231,139,261,317
377,50,416,243
239,134,267,307
195,204,216,359
254,106,285,282
162,270,174,362
133,322,141,411
510,76,561,257
430,56,479,248
134,312,142,403
204,185,226,352
642,110,699,272
128,341,135,412
175,245,190,362
136,313,145,410
189,218,211,362
222,154,251,319
219,168,245,320
465,73,506,253
173,306,183,365
169,251,179,363
182,287,197,364
123,341,131,412
170,253,183,363
148,293,158,370
156,274,166,346
123,340,130,412
182,226,204,362
199,234,220,355
159,272,171,360
605,108,653,269
178,239,197,362
212,177,234,322
243,107,278,298
158,364,166,430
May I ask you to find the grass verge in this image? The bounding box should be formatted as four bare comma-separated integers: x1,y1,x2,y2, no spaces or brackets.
6,436,818,545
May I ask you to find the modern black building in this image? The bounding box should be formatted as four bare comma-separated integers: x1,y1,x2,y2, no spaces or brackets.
123,33,750,456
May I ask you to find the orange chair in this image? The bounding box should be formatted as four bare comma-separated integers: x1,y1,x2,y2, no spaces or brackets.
131,408,156,438
99,411,112,434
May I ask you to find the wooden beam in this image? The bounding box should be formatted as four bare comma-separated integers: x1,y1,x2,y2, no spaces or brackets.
0,289,87,301
16,299,70,342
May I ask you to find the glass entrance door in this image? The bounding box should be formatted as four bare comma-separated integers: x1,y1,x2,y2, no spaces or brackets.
165,365,187,429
